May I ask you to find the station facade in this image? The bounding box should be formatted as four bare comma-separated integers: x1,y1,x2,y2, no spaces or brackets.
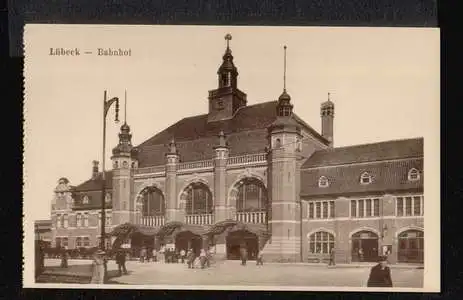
48,36,424,264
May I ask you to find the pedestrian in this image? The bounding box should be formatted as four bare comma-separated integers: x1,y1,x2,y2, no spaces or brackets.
187,249,195,269
152,248,157,262
60,247,68,268
180,249,186,264
240,245,248,266
90,250,106,284
139,247,146,263
256,250,264,266
367,256,393,287
199,249,207,269
116,249,128,276
358,248,364,262
328,247,336,266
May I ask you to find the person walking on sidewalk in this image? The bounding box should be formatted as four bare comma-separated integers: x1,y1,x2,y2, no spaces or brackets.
367,256,393,287
256,250,264,266
116,249,128,276
328,247,336,266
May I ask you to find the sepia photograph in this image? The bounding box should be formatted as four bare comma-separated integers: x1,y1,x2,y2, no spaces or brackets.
23,25,440,291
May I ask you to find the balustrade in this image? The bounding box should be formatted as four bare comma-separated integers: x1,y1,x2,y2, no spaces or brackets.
184,214,214,225
133,165,165,175
235,211,267,224
177,160,214,171
140,215,165,227
227,153,267,166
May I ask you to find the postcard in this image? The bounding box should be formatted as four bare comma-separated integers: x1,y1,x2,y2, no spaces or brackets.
24,25,440,292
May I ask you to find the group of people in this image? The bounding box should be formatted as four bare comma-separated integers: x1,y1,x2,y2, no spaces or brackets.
239,246,264,266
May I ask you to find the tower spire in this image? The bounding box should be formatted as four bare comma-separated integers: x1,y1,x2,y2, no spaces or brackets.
225,33,232,50
283,45,287,92
124,89,127,124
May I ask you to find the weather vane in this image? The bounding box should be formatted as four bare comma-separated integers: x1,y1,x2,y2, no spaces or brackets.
283,45,287,92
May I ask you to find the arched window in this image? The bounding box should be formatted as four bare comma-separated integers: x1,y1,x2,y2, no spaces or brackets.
398,229,424,263
236,178,268,212
142,187,165,217
408,168,420,181
308,231,335,254
185,182,213,215
360,172,372,185
318,176,329,188
105,193,111,203
82,195,89,204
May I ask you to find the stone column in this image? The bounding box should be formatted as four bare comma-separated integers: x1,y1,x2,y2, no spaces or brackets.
213,131,229,223
165,139,181,222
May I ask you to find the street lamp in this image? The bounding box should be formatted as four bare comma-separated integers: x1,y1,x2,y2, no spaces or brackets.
100,90,119,253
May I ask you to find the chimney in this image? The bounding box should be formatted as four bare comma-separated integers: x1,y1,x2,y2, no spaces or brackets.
92,160,99,179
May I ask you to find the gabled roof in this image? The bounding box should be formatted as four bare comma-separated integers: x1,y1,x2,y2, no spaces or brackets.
136,101,328,167
72,171,113,192
302,137,423,169
300,157,423,197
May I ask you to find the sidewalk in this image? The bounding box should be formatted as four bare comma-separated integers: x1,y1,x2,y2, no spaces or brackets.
262,262,423,269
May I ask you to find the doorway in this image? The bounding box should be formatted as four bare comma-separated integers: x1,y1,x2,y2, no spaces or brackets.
175,231,202,256
226,230,258,260
351,230,379,262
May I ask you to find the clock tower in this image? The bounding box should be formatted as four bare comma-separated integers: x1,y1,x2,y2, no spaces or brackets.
207,34,247,123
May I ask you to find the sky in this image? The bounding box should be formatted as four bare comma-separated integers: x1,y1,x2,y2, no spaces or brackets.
24,25,439,222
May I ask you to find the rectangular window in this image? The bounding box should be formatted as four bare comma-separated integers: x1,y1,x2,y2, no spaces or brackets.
322,202,328,218
405,197,412,216
365,199,372,217
56,215,61,228
329,201,335,218
62,237,68,248
413,196,421,216
373,199,380,216
351,201,357,218
76,237,82,247
76,214,81,227
397,197,404,216
315,202,321,219
63,215,68,228
84,213,89,227
358,200,364,218
308,202,314,219
83,237,90,247
106,214,112,226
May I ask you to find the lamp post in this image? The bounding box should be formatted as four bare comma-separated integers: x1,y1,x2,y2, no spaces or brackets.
100,90,119,253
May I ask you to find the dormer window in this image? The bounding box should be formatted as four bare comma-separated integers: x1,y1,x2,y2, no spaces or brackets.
408,168,420,181
318,176,329,188
82,195,89,204
360,172,372,185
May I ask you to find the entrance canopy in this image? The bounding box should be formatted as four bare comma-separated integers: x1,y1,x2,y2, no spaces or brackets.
205,219,267,237
108,222,160,238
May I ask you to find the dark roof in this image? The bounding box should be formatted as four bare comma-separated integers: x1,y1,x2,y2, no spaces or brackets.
300,158,423,197
136,101,328,167
73,171,113,192
302,138,423,169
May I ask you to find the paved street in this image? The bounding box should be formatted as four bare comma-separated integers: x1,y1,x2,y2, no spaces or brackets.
44,259,423,288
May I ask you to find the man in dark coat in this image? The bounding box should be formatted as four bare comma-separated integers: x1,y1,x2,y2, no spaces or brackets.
328,247,336,266
116,249,128,276
240,245,248,266
367,256,393,287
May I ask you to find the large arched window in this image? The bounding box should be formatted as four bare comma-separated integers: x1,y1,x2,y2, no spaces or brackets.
236,178,268,212
308,231,335,254
185,182,213,215
141,187,165,217
398,229,424,263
